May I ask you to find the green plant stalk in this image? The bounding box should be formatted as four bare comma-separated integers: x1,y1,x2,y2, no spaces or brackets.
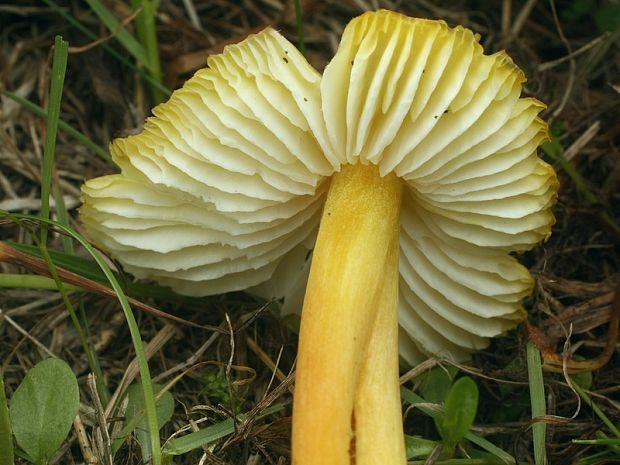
6,241,217,304
1,90,111,163
84,0,150,68
53,185,110,404
52,191,111,403
37,36,111,406
593,432,620,454
571,379,620,438
111,388,165,454
574,438,620,446
162,403,284,455
0,370,14,465
577,451,619,465
2,212,162,465
42,0,170,97
400,388,515,465
52,184,73,253
40,36,68,248
527,342,547,465
407,460,515,465
130,0,165,104
37,245,110,404
293,0,306,55
78,301,111,406
0,273,82,291
542,140,620,236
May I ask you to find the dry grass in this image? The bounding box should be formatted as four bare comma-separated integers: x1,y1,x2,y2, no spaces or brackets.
1,1,619,464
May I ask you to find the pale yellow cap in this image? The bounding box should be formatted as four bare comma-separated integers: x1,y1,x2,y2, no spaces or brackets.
81,10,558,364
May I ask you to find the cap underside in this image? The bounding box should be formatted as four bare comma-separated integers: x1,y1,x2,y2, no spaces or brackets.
81,10,558,363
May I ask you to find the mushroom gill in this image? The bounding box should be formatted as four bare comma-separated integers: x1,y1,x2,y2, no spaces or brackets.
80,10,558,465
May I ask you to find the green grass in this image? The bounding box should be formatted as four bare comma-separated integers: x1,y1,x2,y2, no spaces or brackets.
35,34,110,408
527,342,547,465
41,0,170,101
401,386,516,464
0,370,13,465
39,36,68,247
0,90,111,163
1,213,163,465
1,4,618,464
84,0,165,104
294,0,306,55
0,31,162,463
128,0,166,104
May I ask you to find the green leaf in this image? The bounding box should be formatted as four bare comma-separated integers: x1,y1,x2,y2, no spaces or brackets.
434,376,479,448
569,356,593,390
595,4,620,32
1,213,162,465
416,365,458,404
125,383,174,462
405,434,437,459
9,358,79,465
561,0,594,23
0,370,14,465
163,403,284,455
400,387,515,464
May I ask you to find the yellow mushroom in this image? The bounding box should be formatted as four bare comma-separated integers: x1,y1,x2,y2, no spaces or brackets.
81,10,558,465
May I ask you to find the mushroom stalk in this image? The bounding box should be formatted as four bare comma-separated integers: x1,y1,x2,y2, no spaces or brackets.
79,12,558,464
354,232,405,465
292,163,405,465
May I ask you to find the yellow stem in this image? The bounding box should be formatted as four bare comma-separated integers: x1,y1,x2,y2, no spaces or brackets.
292,163,404,465
354,234,405,465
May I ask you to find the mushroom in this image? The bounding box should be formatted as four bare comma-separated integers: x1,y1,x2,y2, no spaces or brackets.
80,10,557,465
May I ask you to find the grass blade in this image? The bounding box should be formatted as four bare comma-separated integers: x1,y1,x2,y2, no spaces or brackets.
574,438,620,446
293,0,306,55
6,241,214,304
527,342,547,465
1,90,111,163
40,35,69,247
84,0,150,70
542,138,620,235
570,379,620,438
0,273,81,291
163,403,284,455
465,434,516,465
52,185,73,253
3,212,162,465
37,36,110,405
400,388,515,464
407,459,515,464
0,370,13,465
41,0,170,98
129,0,165,103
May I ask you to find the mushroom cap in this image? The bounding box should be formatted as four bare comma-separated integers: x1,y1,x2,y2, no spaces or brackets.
80,10,558,364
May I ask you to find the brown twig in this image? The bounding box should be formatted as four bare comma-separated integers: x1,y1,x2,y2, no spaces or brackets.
0,240,200,328
526,280,620,373
68,7,143,54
